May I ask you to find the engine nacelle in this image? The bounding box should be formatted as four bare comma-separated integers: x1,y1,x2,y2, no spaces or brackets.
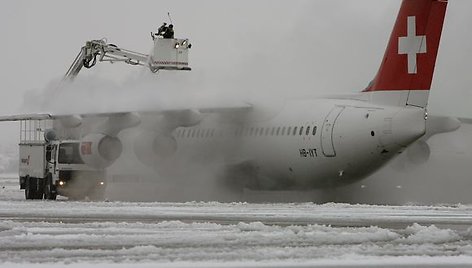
79,133,123,168
133,131,177,167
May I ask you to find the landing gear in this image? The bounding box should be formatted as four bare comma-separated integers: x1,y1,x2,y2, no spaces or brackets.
24,177,44,200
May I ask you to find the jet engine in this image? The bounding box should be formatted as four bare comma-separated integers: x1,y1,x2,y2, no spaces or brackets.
392,116,461,170
132,110,203,167
133,131,177,167
79,133,123,168
406,140,431,165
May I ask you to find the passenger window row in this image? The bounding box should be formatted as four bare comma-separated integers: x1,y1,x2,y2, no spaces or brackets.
174,125,318,139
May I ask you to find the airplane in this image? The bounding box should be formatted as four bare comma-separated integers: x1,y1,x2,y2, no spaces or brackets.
0,0,462,195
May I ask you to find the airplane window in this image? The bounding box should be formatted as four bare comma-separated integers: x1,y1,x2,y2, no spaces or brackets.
271,127,276,136
287,127,291,135
293,127,298,136
276,127,281,136
313,126,317,136
281,127,286,136
306,126,311,136
299,126,304,136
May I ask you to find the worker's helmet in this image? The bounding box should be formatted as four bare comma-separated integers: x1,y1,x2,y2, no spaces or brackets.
169,24,174,28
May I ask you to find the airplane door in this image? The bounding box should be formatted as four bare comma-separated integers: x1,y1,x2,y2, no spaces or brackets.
321,106,345,157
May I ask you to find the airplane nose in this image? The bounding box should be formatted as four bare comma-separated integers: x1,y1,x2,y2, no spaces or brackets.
391,108,426,147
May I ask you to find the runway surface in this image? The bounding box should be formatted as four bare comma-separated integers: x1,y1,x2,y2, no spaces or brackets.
1,175,472,267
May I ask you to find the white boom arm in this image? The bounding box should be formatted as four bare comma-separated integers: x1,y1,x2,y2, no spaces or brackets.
64,38,191,80
64,40,149,80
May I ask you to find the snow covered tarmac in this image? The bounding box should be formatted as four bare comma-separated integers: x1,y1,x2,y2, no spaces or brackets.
2,176,472,267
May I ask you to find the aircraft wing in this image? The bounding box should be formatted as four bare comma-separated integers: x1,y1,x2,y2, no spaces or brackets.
0,103,253,122
0,113,54,121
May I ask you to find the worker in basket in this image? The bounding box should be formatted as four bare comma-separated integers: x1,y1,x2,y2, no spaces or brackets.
163,24,175,39
157,22,168,36
151,22,168,40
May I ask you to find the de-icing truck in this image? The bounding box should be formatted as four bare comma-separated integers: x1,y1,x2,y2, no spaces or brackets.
18,120,106,200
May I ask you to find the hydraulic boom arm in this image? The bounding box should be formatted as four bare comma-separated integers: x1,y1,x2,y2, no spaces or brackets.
64,39,149,81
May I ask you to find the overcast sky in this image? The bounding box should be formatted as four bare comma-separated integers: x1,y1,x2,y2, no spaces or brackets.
0,0,471,145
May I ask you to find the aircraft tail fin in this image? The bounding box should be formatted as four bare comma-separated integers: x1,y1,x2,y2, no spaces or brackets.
363,0,447,108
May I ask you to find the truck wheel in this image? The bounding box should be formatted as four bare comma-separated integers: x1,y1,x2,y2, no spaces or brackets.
44,174,57,200
34,178,44,200
25,177,43,200
25,177,34,200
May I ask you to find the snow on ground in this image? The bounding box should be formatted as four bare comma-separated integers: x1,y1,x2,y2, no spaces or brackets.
2,176,472,267
1,218,472,266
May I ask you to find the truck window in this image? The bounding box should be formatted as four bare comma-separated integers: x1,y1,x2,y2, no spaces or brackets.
58,143,84,164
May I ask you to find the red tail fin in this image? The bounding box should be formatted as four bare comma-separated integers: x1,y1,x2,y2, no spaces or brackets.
364,0,447,92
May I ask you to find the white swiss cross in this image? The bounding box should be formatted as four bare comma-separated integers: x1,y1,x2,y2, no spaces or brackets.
398,16,427,74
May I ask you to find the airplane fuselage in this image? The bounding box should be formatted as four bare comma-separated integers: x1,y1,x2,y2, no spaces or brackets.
166,98,427,190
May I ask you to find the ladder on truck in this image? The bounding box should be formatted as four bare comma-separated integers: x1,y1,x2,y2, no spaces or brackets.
19,118,53,144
